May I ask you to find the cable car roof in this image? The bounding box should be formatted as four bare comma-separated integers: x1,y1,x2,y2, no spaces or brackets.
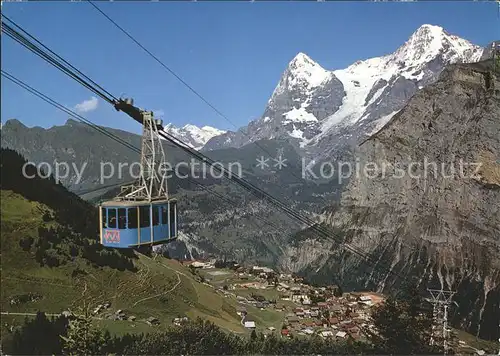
100,198,176,207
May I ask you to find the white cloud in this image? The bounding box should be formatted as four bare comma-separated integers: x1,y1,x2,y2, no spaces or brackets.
74,96,98,113
153,109,165,118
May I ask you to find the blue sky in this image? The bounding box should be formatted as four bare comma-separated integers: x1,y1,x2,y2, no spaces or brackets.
2,1,498,135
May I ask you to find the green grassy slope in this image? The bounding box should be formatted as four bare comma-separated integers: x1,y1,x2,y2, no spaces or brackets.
0,190,253,335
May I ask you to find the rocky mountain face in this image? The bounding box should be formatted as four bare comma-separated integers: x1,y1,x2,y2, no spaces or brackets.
164,123,225,150
279,60,500,340
480,40,500,61
204,25,484,164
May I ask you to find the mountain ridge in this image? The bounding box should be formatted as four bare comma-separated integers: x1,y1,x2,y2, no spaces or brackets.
164,123,226,150
203,24,484,161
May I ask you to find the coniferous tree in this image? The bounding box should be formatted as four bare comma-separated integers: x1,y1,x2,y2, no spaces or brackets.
368,285,444,355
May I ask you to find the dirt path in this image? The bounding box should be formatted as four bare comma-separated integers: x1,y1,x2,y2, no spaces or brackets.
131,253,184,307
132,270,181,307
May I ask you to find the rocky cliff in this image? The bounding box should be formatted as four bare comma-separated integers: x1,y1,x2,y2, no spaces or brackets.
280,60,500,340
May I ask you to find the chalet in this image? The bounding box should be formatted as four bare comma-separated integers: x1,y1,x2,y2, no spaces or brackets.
244,321,256,329
348,326,360,334
330,305,342,313
320,330,334,338
146,317,160,326
303,328,314,335
252,266,274,274
317,302,329,309
329,317,339,325
335,331,347,339
303,320,316,328
291,294,308,304
341,323,356,331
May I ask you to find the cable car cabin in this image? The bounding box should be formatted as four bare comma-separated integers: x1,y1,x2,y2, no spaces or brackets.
99,200,177,248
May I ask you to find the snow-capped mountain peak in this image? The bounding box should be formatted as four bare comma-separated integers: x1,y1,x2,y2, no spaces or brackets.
392,24,482,67
203,24,486,157
270,52,332,101
164,123,226,150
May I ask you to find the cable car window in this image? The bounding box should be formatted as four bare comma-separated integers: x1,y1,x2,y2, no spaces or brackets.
152,206,159,226
161,205,168,225
169,202,176,236
107,208,117,228
128,208,138,229
140,206,150,228
118,208,127,229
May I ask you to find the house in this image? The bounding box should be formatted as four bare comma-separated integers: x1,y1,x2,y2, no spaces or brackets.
244,321,256,329
348,326,360,335
281,329,290,337
317,302,329,309
146,317,160,326
252,266,274,274
303,328,314,335
268,326,276,331
303,320,316,328
190,261,211,269
321,330,334,338
330,305,342,313
329,317,339,325
287,316,299,324
335,331,347,339
291,294,306,304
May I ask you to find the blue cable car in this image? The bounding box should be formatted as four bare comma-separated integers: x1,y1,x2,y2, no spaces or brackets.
100,199,177,248
99,102,178,249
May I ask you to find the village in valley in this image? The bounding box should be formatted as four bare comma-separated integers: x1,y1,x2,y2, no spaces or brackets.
184,259,385,341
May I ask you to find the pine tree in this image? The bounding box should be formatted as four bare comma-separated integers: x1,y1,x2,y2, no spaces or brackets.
60,313,106,355
368,285,444,355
